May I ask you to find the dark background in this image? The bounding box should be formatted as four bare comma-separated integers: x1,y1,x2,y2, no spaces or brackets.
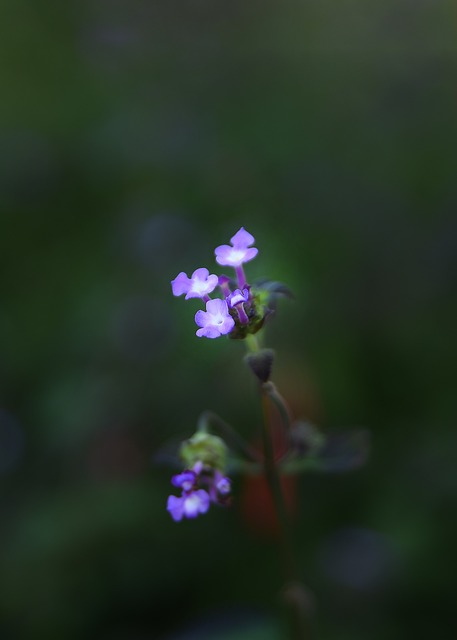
1,1,456,638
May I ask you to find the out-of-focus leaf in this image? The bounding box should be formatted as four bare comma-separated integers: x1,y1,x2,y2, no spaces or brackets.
227,455,262,475
254,279,295,299
280,429,370,475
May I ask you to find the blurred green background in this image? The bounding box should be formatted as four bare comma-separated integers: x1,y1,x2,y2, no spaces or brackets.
1,1,456,638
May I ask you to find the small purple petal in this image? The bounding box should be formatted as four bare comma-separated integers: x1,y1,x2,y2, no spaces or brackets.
167,495,184,521
218,274,232,286
206,298,227,315
196,325,222,339
228,288,250,308
171,272,192,296
214,245,234,266
171,470,195,491
230,227,255,248
192,460,204,475
194,309,209,328
216,476,231,496
183,489,210,518
241,247,258,263
192,267,210,280
195,327,221,338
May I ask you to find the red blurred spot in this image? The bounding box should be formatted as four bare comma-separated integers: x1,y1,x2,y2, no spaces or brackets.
240,407,297,539
240,471,297,539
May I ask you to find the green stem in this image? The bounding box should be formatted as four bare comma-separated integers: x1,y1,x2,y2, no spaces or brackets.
263,381,293,431
246,333,261,352
260,390,295,576
260,385,312,640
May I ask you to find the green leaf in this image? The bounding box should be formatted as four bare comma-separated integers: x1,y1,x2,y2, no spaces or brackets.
280,429,370,475
254,279,295,299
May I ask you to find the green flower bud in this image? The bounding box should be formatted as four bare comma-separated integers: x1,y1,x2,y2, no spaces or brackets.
180,432,228,470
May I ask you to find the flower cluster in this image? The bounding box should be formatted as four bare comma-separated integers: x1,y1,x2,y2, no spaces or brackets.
166,430,232,522
167,461,231,522
171,227,264,339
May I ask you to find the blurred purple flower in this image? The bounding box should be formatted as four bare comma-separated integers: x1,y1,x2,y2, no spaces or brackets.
215,471,231,496
167,489,210,521
195,299,235,339
171,470,196,492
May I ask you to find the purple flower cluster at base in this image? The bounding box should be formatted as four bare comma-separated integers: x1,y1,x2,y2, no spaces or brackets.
167,464,232,522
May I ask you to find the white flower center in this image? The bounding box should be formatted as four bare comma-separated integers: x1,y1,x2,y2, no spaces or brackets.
229,249,245,262
192,279,207,293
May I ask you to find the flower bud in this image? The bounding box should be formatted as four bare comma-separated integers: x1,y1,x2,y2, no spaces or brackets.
244,348,275,382
180,432,228,470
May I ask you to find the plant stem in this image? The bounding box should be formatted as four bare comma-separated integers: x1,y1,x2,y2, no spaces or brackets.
260,385,312,640
263,381,293,431
245,333,260,352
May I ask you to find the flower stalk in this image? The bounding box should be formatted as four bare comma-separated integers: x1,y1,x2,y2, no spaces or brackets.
166,226,320,637
259,384,313,640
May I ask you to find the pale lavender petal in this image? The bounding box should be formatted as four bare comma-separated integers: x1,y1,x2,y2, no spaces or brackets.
171,272,191,296
243,247,259,262
205,274,219,291
230,227,255,248
195,309,210,328
196,326,221,338
167,495,184,521
241,247,258,263
185,290,206,300
219,316,235,335
206,298,227,315
194,489,210,513
191,267,210,280
171,471,195,491
214,244,234,266
183,489,210,518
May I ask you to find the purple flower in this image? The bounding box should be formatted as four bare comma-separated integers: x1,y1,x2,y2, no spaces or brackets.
195,299,235,339
171,470,196,492
171,268,218,300
167,489,210,522
218,274,232,298
208,470,232,502
215,228,258,268
227,288,250,308
215,472,231,496
227,288,250,324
